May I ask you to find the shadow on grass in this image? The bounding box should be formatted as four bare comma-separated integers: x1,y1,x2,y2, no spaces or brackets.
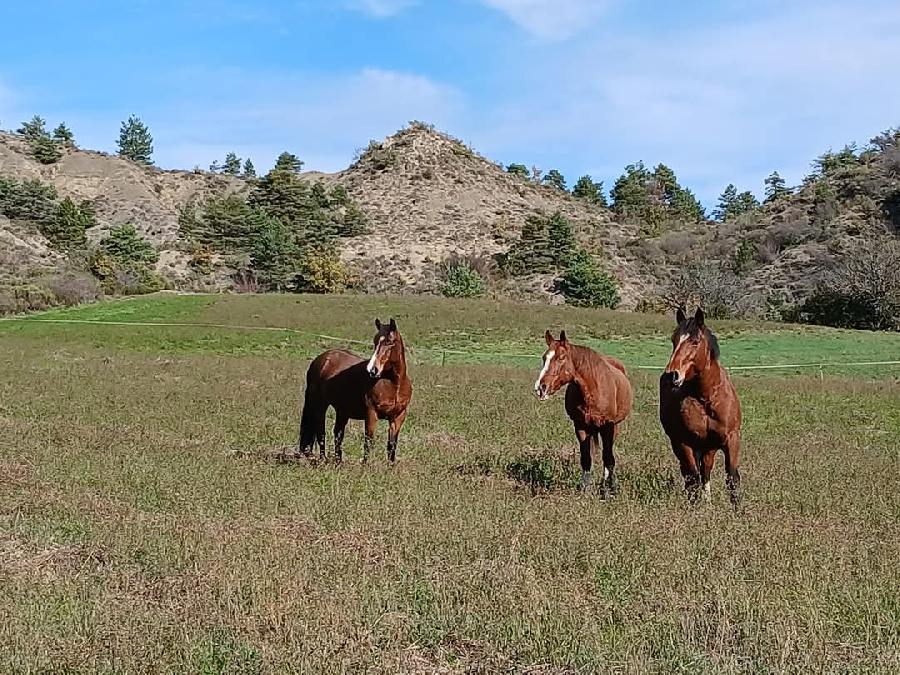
457,448,680,501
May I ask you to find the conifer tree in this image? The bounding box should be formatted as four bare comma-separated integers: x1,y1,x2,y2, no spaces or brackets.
116,115,154,165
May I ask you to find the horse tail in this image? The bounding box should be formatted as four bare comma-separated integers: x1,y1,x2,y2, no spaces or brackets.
298,365,322,453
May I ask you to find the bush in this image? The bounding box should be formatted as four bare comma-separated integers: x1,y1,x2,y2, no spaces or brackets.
440,257,485,298
47,273,102,306
661,261,756,319
559,250,620,308
799,239,900,330
99,224,158,266
296,246,352,294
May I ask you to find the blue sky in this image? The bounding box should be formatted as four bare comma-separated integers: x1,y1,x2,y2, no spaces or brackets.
1,0,898,205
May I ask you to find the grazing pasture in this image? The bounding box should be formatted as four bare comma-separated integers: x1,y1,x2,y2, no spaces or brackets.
1,294,899,673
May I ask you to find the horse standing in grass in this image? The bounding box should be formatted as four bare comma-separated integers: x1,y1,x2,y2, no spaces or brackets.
659,307,742,507
534,331,633,495
298,318,412,463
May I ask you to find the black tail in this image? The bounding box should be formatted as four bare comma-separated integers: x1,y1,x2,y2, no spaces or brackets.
298,377,320,454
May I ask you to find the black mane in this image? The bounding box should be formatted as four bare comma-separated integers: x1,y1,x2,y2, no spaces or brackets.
675,318,721,361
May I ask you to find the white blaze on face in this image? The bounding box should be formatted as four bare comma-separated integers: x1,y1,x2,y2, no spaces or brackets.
367,337,383,376
534,350,555,397
668,334,690,384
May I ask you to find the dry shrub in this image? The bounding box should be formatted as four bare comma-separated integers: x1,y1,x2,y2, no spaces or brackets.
47,272,102,306
661,260,758,319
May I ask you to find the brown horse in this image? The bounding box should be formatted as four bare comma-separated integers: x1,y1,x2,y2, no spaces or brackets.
659,307,742,507
298,318,412,462
534,331,633,495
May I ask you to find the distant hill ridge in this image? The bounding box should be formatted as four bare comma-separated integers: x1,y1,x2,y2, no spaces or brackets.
1,121,898,314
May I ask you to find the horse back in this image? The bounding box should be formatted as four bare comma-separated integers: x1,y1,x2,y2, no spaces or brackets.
307,349,365,385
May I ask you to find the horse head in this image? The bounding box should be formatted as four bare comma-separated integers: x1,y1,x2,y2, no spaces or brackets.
367,318,403,379
534,330,574,401
664,307,719,387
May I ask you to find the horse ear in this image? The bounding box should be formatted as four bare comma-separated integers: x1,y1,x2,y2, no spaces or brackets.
545,330,554,346
695,307,705,327
389,318,397,331
559,330,568,343
375,318,382,330
676,307,686,324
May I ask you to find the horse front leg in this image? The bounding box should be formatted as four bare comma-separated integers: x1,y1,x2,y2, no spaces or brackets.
575,427,593,492
599,423,619,498
672,440,701,504
386,409,408,463
362,408,377,463
723,432,742,510
700,449,716,503
333,411,349,464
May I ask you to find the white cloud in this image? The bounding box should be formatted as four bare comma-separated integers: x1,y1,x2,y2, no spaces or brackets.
480,0,613,41
468,0,900,201
346,0,418,18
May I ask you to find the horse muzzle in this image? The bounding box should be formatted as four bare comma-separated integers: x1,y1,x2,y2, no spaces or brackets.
367,366,380,379
534,383,550,401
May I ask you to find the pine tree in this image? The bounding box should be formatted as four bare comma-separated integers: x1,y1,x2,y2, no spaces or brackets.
223,152,241,176
651,163,678,203
242,158,256,179
99,224,158,265
274,151,304,173
209,160,221,174
546,212,577,266
52,123,75,147
42,197,92,250
764,171,791,203
116,115,154,165
18,115,48,140
572,175,607,206
670,187,705,222
713,184,739,222
250,216,302,291
736,190,760,214
542,169,567,191
611,162,651,215
31,135,62,164
506,163,530,179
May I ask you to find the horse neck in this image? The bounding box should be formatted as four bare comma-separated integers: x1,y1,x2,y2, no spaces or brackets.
695,353,724,397
568,349,595,401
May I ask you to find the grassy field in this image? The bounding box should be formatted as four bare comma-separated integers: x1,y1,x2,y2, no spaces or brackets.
1,293,899,673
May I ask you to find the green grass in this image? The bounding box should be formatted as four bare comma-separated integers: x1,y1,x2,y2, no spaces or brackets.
3,293,900,375
1,293,899,672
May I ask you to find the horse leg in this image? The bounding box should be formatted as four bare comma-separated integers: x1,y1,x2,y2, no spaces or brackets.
362,408,377,463
672,441,701,504
333,411,349,464
386,409,408,463
700,450,716,503
575,428,592,492
317,407,327,461
599,423,619,498
723,432,742,509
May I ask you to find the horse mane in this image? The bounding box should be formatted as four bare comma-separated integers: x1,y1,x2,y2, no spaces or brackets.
677,318,721,361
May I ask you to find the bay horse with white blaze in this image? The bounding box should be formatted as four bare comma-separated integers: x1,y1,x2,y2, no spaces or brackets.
298,318,412,462
534,331,633,495
659,307,742,507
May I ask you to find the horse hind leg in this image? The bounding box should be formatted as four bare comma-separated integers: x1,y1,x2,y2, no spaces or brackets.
599,424,619,498
317,408,327,461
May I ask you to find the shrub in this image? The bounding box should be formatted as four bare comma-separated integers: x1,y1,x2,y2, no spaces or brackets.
730,239,755,275
42,197,94,251
99,224,158,266
799,239,900,330
662,261,756,319
559,250,620,308
296,246,352,294
47,272,102,306
440,257,485,298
